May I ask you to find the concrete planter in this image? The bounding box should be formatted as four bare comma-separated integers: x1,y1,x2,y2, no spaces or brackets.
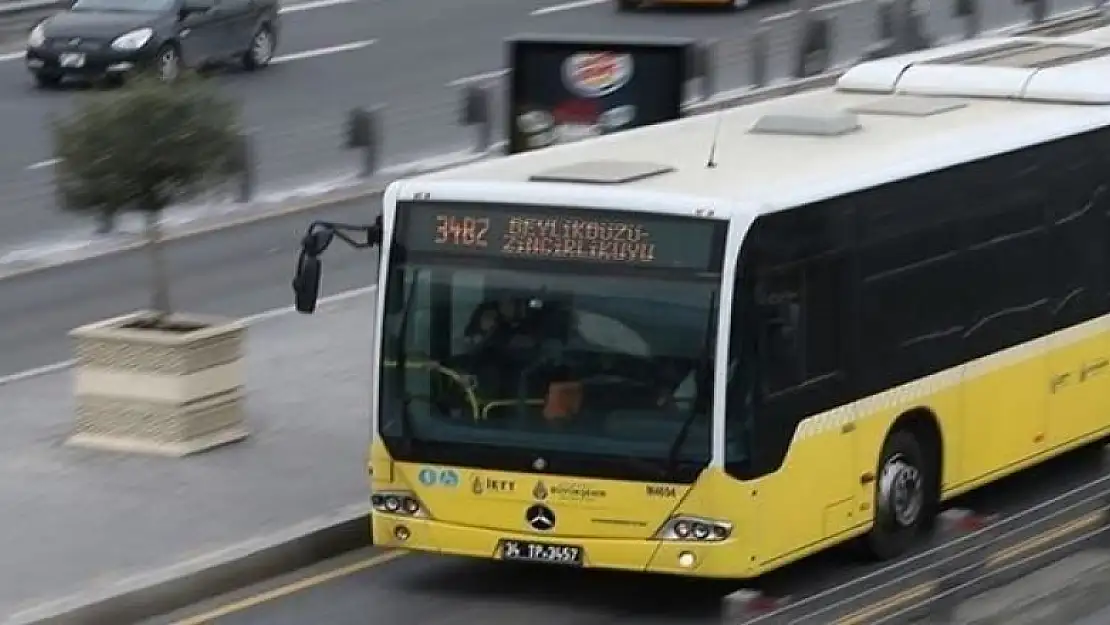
67,311,248,456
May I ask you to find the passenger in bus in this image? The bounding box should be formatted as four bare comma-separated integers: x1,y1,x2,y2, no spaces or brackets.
462,295,573,409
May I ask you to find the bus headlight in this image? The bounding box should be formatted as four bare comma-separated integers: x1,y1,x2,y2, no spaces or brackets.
656,515,732,542
371,490,428,518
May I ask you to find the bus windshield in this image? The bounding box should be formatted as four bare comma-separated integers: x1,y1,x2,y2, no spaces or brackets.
377,201,726,482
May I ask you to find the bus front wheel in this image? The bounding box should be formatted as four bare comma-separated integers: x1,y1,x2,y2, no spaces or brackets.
865,429,937,560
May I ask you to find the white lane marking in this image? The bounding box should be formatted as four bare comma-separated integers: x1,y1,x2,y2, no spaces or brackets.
271,39,375,64
27,158,61,171
1,39,374,66
446,69,508,87
531,0,607,16
762,0,866,23
0,0,358,64
0,284,378,387
278,0,356,14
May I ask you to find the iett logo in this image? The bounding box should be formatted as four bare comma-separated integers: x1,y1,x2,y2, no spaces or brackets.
471,476,484,495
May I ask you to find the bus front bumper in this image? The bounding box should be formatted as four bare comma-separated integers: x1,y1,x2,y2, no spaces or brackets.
372,515,742,577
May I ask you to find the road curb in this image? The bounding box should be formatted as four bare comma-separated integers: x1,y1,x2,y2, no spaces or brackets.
6,505,373,625
0,147,501,283
0,9,1102,285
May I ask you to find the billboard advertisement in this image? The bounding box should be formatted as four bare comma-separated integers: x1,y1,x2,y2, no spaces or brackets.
506,35,693,155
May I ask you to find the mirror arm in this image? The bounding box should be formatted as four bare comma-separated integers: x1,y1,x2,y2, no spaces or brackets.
300,217,383,257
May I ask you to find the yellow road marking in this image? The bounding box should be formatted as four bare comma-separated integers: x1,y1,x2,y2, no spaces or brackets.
837,508,1108,624
836,582,937,625
172,508,1109,625
169,550,407,625
984,510,1103,568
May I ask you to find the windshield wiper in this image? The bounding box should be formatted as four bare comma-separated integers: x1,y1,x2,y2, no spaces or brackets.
665,292,718,476
393,267,419,451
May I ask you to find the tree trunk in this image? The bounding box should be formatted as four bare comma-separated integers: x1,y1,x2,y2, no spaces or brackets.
143,209,172,318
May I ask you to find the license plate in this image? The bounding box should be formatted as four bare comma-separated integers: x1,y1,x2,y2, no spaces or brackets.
59,53,85,68
498,540,583,566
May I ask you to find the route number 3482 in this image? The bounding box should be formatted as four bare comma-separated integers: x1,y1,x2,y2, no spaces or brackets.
434,215,490,248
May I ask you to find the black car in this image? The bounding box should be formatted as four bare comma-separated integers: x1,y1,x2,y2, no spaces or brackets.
25,0,281,88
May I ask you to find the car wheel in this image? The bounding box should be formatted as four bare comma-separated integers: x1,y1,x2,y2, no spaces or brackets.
615,0,638,11
863,429,937,560
155,44,181,82
243,25,275,71
33,72,61,89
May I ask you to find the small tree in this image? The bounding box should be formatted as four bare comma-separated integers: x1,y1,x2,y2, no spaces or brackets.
53,73,241,323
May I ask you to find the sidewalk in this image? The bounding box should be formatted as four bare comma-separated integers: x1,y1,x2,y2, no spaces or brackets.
0,291,376,622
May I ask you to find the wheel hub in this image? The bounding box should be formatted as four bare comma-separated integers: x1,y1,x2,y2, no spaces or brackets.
252,31,272,64
159,50,178,81
878,454,923,527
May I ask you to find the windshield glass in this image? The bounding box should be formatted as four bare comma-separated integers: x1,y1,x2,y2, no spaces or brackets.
71,0,173,12
378,201,726,482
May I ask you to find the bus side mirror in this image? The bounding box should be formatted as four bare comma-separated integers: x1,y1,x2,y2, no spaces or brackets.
293,251,322,313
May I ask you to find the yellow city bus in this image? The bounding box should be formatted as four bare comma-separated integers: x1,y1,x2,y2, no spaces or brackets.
292,34,1110,578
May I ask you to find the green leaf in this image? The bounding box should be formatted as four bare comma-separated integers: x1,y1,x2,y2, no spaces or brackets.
52,72,242,217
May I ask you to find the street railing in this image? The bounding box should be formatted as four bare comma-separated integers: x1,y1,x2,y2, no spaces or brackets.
1,0,1106,244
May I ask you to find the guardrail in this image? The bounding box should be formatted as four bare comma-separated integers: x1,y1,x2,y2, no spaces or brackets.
722,463,1110,624
2,0,1107,243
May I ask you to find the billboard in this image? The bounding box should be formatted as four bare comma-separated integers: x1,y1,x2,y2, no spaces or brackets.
506,35,693,155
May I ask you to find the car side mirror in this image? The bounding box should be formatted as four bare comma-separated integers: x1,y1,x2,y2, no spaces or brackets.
178,0,211,19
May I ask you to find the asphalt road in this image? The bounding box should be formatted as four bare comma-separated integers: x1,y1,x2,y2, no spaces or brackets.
153,447,1110,625
0,0,1087,251
0,195,379,377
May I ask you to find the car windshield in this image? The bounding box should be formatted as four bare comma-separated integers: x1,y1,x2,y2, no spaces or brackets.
379,259,720,480
71,0,173,12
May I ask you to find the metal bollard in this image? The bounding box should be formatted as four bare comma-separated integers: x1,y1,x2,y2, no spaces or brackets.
794,14,832,78
892,0,932,53
691,40,717,101
954,0,981,40
1021,0,1048,24
346,107,381,178
459,84,492,153
234,131,254,204
876,0,895,42
750,26,770,89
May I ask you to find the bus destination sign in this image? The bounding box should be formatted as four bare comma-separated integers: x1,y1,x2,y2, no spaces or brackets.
401,203,723,270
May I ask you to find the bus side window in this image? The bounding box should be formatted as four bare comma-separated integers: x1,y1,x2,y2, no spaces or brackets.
754,264,806,394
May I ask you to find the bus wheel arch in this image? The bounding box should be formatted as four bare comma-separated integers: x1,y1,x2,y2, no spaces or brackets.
863,408,943,560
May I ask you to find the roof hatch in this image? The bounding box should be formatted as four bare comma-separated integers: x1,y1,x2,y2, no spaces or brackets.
749,110,861,137
528,160,674,184
836,37,1110,104
849,95,969,117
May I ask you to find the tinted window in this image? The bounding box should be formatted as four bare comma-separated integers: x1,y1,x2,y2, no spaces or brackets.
728,128,1110,481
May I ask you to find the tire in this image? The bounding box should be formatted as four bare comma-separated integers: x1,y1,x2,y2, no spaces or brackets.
155,44,181,83
33,72,61,89
863,428,937,560
243,25,275,71
616,0,637,11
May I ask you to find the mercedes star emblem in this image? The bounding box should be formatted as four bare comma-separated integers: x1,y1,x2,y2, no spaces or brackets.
525,504,556,531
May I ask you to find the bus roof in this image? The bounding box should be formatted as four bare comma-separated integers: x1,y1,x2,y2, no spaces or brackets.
414,30,1110,217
